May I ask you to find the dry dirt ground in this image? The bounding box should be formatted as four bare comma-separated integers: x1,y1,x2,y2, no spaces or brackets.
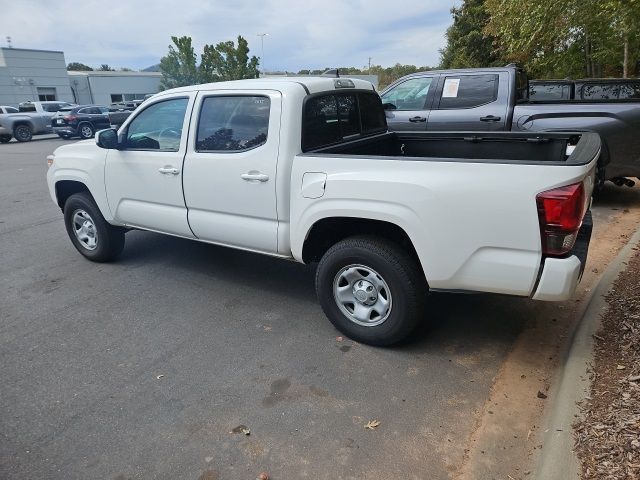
459,183,640,480
574,246,640,479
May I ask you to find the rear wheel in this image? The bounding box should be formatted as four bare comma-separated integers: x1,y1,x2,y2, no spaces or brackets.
0,134,11,143
78,123,94,139
13,124,32,142
315,235,427,346
63,192,125,262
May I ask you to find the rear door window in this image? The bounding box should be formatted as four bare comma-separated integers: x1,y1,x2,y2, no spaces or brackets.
438,74,499,109
196,96,270,152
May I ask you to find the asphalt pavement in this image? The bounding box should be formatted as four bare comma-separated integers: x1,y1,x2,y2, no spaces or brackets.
0,137,615,479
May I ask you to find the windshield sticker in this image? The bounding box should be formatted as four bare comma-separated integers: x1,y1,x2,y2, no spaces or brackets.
442,78,460,98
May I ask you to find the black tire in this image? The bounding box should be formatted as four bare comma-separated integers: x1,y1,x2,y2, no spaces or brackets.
0,134,11,143
315,235,427,346
78,122,94,139
63,192,125,262
13,124,32,142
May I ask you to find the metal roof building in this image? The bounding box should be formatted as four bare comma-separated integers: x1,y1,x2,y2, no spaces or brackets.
0,47,161,107
0,47,74,105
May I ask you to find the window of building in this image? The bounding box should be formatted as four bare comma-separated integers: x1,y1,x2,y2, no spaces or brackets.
37,87,57,101
438,75,499,109
196,96,270,152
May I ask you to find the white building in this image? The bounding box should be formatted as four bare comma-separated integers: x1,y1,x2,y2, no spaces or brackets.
68,71,161,105
0,47,161,107
0,47,74,105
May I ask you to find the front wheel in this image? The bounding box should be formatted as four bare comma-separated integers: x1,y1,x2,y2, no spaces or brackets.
315,236,427,346
63,192,125,262
13,124,32,142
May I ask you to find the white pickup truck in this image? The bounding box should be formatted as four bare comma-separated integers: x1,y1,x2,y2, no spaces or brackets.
46,77,599,345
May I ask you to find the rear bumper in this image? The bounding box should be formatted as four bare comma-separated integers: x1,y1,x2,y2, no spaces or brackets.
532,210,593,301
52,126,78,136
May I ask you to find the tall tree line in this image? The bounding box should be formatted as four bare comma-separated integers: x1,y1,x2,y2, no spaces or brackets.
440,0,640,78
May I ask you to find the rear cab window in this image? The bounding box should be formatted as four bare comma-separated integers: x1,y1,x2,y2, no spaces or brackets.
437,74,499,109
302,91,386,151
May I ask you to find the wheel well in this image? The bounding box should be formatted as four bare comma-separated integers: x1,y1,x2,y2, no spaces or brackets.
55,180,89,209
13,121,32,130
302,217,420,264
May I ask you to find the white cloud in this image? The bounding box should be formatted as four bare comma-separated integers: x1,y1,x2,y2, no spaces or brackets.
0,0,454,70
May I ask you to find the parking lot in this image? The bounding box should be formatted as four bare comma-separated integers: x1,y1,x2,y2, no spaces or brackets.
2,136,640,480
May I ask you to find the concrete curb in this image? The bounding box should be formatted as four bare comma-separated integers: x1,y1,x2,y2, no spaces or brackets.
534,225,640,480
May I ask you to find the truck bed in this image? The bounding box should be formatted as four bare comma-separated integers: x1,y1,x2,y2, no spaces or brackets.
305,131,600,166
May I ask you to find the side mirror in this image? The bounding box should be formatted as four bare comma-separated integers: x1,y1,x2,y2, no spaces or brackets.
382,102,396,111
96,128,119,149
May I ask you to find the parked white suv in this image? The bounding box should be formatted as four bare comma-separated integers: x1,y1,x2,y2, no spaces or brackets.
46,77,598,345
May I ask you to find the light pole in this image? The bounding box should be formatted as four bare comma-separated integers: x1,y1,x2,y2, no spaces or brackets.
256,33,269,76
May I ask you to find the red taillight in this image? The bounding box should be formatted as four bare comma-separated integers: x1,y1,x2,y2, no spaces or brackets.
536,182,586,256
64,115,77,122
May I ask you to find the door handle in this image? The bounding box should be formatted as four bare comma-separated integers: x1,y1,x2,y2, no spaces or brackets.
241,172,269,182
158,166,180,175
480,115,501,122
409,116,427,123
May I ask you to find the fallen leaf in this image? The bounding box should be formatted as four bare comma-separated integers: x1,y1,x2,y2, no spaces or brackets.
616,365,626,370
156,374,164,380
365,420,381,430
263,325,272,331
336,336,344,342
256,473,270,480
231,425,251,435
537,391,548,399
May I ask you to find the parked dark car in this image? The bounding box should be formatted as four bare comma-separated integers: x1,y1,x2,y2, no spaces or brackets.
107,102,139,128
380,66,640,189
51,105,111,139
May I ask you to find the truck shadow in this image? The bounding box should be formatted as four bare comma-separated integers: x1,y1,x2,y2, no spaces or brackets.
119,230,533,354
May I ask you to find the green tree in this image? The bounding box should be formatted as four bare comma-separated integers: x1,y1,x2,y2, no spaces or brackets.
440,0,502,68
67,62,93,71
484,0,640,77
98,64,115,71
159,36,198,90
199,35,259,83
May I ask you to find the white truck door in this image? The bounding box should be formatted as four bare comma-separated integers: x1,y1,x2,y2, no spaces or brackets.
182,91,281,253
104,94,196,237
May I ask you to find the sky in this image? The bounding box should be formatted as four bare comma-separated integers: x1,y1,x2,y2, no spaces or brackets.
0,0,457,72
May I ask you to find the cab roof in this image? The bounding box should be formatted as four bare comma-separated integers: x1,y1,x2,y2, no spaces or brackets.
158,77,377,97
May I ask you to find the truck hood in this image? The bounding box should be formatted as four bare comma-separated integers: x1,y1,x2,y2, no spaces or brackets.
53,139,101,157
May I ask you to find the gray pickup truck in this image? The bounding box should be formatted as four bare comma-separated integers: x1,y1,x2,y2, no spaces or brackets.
380,66,640,188
0,101,75,143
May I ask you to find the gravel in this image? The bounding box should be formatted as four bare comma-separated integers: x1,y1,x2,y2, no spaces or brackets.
574,247,640,479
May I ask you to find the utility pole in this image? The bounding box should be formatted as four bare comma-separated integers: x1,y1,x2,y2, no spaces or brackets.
6,36,12,48
368,57,372,74
257,33,269,76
